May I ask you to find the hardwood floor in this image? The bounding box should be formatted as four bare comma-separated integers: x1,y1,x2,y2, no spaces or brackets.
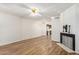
0,36,76,55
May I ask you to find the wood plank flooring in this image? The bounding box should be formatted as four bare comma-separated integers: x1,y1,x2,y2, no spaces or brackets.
0,36,76,55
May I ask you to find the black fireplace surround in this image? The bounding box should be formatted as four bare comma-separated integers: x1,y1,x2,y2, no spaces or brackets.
60,32,75,51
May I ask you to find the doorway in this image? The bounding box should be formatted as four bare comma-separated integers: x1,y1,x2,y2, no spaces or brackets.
46,24,52,36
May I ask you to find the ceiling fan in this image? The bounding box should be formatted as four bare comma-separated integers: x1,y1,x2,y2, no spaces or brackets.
30,7,42,16
17,4,42,16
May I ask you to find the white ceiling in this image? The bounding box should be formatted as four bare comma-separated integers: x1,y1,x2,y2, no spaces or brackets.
0,3,74,19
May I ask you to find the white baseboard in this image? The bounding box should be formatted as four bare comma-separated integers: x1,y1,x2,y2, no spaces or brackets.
0,35,45,46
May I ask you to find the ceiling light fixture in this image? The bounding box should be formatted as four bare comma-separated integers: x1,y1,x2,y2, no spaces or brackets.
32,7,39,13
31,7,40,16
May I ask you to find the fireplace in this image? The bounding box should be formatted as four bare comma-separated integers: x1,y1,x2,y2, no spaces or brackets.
60,32,75,51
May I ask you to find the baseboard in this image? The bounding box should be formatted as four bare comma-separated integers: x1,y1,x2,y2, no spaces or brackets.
22,35,45,40
0,35,45,46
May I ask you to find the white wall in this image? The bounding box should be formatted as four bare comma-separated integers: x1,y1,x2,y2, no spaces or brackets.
22,19,47,39
60,5,79,51
51,17,61,42
74,4,79,51
0,12,22,45
0,10,48,46
62,5,76,34
0,11,47,45
51,4,79,52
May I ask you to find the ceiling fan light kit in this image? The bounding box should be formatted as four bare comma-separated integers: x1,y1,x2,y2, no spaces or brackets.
31,7,40,16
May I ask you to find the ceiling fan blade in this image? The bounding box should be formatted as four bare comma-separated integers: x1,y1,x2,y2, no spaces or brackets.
40,6,53,13
16,4,50,17
39,12,47,17
39,12,51,19
16,4,31,9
